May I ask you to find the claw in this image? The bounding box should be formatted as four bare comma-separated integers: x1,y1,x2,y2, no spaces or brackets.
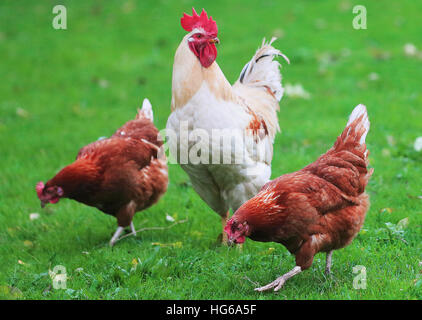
255,277,286,292
254,266,302,292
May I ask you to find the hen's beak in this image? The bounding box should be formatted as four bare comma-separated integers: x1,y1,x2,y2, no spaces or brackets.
227,237,235,246
209,37,220,44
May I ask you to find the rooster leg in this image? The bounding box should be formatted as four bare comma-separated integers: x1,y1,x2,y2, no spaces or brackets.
109,226,124,247
130,222,136,236
325,250,333,275
255,266,302,292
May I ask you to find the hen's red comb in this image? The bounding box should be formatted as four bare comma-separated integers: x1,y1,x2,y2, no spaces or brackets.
181,8,218,37
36,181,45,198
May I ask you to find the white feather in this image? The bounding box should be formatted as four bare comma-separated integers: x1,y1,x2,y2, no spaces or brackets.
347,104,370,145
141,98,154,121
237,37,289,101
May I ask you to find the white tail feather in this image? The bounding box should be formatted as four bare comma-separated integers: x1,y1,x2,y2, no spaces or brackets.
347,104,370,145
237,37,289,101
140,98,153,121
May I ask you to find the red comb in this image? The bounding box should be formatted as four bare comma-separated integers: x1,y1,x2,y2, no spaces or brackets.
36,181,45,198
181,8,218,37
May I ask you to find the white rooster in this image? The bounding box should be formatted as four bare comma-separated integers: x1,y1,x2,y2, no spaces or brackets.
166,8,289,242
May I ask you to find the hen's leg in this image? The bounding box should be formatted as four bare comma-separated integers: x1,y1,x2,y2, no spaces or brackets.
255,240,315,292
325,250,333,275
112,202,137,246
130,222,136,236
109,226,124,247
255,266,302,292
221,211,229,244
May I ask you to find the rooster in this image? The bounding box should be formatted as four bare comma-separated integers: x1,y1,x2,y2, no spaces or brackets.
225,104,373,291
166,8,289,242
36,99,168,246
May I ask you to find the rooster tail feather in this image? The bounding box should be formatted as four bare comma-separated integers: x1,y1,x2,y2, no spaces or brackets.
136,98,154,121
237,37,289,102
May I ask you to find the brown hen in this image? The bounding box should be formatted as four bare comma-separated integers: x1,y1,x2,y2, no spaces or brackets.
225,104,373,291
36,99,168,246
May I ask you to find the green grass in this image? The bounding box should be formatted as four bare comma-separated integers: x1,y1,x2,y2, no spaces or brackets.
0,0,421,299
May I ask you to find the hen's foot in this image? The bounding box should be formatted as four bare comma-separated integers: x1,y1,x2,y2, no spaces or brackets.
109,226,124,247
255,266,302,292
130,222,137,236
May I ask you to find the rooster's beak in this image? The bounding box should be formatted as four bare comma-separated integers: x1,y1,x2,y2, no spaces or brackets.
210,37,220,44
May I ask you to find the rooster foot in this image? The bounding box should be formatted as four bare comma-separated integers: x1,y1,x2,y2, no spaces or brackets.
255,266,302,292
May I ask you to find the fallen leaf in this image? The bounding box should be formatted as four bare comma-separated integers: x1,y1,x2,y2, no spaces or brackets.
414,137,422,152
166,213,175,222
368,72,379,81
29,213,40,220
98,79,109,88
131,258,139,267
382,148,391,157
16,108,29,118
386,135,395,146
397,217,409,229
284,83,311,99
23,240,34,248
380,208,393,214
404,43,417,57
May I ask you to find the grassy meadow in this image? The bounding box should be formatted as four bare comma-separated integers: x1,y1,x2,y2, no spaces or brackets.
0,0,421,299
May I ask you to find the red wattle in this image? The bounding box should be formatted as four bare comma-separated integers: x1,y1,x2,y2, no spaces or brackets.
50,197,60,204
199,43,217,68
